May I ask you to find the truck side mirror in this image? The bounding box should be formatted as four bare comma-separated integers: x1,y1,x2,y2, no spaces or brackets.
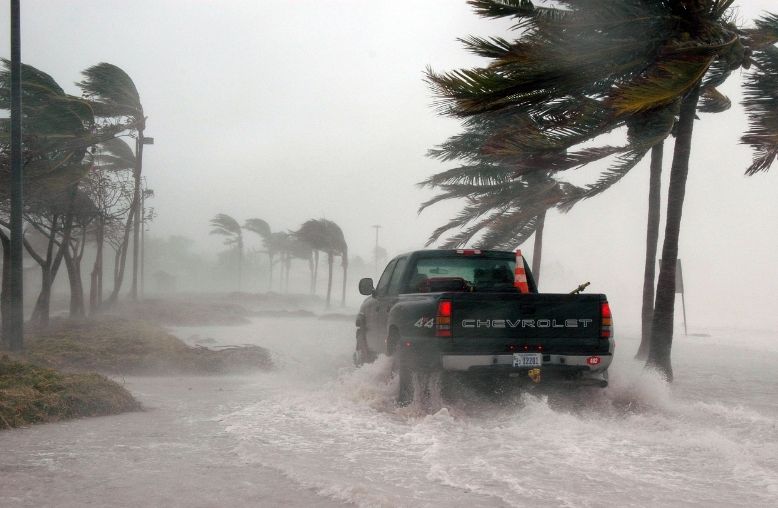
358,278,375,296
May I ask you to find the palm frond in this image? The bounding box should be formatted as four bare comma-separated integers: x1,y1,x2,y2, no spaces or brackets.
77,63,143,121
743,12,778,50
209,213,242,239
466,0,537,20
244,218,271,238
741,44,778,174
418,163,513,188
95,137,136,171
698,85,731,113
607,53,713,114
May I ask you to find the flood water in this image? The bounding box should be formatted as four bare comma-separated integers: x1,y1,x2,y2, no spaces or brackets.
2,316,777,507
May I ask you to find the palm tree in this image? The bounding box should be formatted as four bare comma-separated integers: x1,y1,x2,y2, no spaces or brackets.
294,219,348,308
420,161,580,283
423,115,601,284
0,61,118,327
243,217,273,288
426,0,777,380
295,219,328,296
283,235,314,293
210,214,244,290
77,63,146,301
325,222,349,307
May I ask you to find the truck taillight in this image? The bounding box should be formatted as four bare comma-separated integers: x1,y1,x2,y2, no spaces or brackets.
600,301,612,339
436,299,452,337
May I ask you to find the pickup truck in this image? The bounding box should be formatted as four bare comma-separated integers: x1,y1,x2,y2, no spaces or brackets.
355,249,613,405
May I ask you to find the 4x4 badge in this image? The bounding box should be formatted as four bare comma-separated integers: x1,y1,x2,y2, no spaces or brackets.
413,317,435,328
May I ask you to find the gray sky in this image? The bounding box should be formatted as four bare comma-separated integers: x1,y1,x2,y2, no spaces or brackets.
2,1,777,327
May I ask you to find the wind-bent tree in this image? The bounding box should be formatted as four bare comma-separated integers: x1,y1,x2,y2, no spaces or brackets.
20,187,80,325
210,214,244,290
295,219,327,295
243,217,273,287
0,61,116,327
78,63,147,302
60,190,99,319
426,0,777,380
282,235,314,294
423,114,595,285
295,219,348,307
87,138,136,311
265,232,291,291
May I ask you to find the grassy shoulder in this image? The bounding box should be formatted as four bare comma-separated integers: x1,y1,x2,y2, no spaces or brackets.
1,316,272,429
22,317,273,375
0,356,140,429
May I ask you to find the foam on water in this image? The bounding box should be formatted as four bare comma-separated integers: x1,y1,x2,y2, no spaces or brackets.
203,318,778,507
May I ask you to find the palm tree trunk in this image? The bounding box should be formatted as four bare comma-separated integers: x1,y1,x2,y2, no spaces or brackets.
237,239,243,292
308,255,314,294
636,142,664,360
268,253,274,291
341,258,348,307
325,251,333,308
284,253,291,293
647,84,701,381
531,210,546,285
312,250,319,294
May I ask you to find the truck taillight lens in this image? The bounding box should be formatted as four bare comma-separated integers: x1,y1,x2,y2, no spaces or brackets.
436,300,452,337
600,301,612,338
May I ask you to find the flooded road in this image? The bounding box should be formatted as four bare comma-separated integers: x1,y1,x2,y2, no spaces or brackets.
2,316,777,507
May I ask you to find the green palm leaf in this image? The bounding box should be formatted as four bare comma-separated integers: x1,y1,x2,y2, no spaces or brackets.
741,44,778,174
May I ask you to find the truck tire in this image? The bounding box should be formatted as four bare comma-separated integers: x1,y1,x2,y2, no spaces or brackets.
397,362,414,406
353,328,372,367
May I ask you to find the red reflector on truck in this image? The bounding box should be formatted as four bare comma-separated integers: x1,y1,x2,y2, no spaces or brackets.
587,356,601,366
436,300,452,337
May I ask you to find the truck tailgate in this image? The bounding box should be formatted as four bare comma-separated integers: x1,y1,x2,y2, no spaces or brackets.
444,292,605,354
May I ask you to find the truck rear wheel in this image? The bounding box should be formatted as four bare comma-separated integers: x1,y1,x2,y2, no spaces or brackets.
353,328,373,367
397,362,414,406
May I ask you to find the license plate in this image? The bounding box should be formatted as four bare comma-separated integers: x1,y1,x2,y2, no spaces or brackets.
513,353,542,368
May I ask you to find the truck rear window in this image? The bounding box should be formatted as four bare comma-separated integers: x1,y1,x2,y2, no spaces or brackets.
405,257,518,293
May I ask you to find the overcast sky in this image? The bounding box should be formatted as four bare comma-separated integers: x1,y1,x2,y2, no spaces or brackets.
2,1,777,327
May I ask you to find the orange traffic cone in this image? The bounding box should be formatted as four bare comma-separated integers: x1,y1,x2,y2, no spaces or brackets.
514,249,529,294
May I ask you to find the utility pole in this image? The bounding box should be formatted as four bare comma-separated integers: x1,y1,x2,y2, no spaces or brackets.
371,224,381,276
8,0,24,351
140,185,154,299
140,186,144,299
130,135,152,301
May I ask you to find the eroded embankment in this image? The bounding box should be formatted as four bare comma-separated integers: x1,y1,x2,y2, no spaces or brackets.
0,356,139,429
1,316,272,429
